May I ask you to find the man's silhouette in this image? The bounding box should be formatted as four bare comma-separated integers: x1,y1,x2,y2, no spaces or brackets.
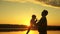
37,10,48,34
26,15,37,34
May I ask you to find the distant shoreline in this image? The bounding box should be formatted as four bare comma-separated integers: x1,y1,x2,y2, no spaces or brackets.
0,24,60,32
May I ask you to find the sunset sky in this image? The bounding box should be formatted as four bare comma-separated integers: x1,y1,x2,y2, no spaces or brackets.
0,0,60,26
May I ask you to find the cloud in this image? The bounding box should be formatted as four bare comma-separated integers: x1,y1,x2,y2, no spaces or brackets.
37,0,60,7
1,0,60,8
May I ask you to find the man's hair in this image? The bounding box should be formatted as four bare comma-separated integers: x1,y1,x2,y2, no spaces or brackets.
42,10,48,16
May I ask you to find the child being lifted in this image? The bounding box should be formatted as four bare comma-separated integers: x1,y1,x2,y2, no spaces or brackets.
26,15,37,34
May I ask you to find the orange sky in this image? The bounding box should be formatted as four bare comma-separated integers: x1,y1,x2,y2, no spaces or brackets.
0,0,60,26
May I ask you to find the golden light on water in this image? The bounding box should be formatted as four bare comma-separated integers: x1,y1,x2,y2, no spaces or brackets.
27,30,39,34
0,30,60,34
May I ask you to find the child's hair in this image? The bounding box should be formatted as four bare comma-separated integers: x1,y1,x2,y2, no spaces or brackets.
32,15,36,18
42,10,48,16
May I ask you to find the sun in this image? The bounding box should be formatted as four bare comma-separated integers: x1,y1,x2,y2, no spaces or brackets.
25,22,30,26
24,20,30,27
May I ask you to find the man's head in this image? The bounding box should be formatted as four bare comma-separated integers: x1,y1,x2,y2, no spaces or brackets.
41,10,48,17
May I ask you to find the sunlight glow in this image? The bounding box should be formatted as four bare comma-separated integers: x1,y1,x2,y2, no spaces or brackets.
25,21,30,27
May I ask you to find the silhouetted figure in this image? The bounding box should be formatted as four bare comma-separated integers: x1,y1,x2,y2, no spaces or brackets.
26,15,37,34
37,10,48,34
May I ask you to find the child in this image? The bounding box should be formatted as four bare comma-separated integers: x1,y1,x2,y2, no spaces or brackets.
37,10,48,34
26,15,37,34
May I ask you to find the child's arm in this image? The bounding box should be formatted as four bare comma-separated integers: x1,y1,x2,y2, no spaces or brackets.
35,18,37,22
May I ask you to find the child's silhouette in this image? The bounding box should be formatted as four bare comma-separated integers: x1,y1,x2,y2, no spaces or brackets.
37,10,48,34
26,15,37,34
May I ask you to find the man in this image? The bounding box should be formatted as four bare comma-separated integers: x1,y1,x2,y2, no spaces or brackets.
37,10,48,34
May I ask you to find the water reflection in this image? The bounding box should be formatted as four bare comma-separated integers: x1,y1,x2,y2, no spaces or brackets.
0,30,60,34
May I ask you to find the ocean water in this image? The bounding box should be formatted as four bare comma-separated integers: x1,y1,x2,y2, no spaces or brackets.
0,30,60,34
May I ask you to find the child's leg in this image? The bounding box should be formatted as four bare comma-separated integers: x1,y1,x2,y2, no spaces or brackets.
26,26,31,34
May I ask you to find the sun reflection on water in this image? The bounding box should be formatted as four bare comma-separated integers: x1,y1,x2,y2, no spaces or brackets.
0,30,60,34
